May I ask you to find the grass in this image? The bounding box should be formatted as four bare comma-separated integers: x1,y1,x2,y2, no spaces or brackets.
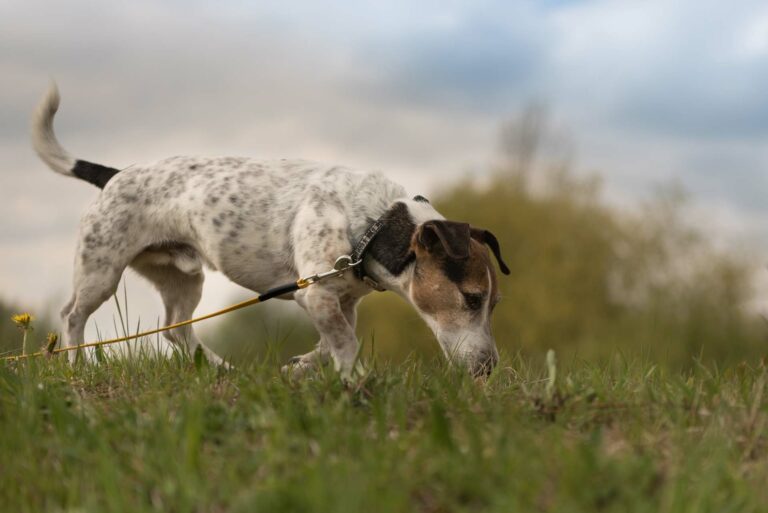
1,348,768,513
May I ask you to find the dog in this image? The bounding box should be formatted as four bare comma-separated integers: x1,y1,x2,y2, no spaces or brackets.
31,84,510,378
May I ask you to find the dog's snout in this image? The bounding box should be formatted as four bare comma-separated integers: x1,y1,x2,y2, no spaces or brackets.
435,329,499,377
469,347,499,377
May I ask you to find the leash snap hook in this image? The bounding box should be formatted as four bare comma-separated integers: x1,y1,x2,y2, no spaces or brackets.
299,255,361,287
333,255,360,271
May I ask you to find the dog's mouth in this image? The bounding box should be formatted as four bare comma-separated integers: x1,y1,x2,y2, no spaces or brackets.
434,328,499,377
467,347,499,377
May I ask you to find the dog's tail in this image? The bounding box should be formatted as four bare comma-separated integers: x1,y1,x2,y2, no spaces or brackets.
31,82,120,189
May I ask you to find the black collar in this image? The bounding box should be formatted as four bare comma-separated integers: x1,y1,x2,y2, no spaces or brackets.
350,214,389,291
351,195,428,290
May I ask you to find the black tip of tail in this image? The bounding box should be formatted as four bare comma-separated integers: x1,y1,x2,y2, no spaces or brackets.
72,160,121,189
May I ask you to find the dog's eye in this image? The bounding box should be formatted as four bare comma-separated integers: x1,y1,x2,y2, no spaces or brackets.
462,292,485,311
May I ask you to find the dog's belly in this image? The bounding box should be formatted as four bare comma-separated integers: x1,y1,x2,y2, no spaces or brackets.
132,239,296,294
214,249,299,293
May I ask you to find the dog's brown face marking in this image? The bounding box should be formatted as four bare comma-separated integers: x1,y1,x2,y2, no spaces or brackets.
407,221,509,375
411,238,499,326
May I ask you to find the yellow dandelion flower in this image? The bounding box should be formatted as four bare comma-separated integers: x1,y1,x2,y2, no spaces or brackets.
11,313,34,329
11,313,34,356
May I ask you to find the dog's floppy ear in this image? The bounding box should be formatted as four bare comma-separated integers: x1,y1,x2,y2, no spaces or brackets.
417,220,471,260
471,228,510,275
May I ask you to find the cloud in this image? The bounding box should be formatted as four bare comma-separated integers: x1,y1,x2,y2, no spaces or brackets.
2,0,768,324
680,142,768,216
550,0,768,138
352,8,549,114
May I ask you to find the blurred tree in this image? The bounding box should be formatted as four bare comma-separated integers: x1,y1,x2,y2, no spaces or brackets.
357,105,763,367
214,106,765,368
498,102,547,190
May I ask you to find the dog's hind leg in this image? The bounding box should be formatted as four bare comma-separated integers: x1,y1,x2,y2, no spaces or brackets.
62,258,128,363
61,201,155,362
131,259,223,365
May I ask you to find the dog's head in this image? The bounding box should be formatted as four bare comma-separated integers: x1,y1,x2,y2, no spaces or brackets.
407,220,510,376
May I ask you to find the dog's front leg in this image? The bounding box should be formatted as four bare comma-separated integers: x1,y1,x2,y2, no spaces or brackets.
284,296,359,377
297,285,362,381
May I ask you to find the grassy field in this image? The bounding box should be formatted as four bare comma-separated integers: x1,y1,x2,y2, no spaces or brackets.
3,100,766,513
2,349,767,513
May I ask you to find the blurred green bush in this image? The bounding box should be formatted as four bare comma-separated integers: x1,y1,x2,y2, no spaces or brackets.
0,301,20,354
214,162,763,369
213,110,765,368
3,110,763,368
356,173,762,367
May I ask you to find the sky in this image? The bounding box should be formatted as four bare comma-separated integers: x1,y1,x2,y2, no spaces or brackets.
1,0,767,340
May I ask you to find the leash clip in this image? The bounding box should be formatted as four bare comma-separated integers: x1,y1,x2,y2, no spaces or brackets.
333,255,360,271
298,255,361,287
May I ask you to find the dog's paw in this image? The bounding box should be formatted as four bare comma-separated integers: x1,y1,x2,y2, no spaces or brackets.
194,345,231,369
338,360,367,385
281,350,327,379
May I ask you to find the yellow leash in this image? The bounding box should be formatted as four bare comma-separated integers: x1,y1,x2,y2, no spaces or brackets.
2,256,360,363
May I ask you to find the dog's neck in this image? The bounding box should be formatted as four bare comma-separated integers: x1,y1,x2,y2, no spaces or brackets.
362,198,443,295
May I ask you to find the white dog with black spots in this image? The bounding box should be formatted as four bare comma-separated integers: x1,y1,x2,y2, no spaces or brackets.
32,84,510,379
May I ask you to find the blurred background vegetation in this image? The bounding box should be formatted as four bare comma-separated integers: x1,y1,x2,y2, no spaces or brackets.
2,108,765,368
0,301,52,357
214,108,766,369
